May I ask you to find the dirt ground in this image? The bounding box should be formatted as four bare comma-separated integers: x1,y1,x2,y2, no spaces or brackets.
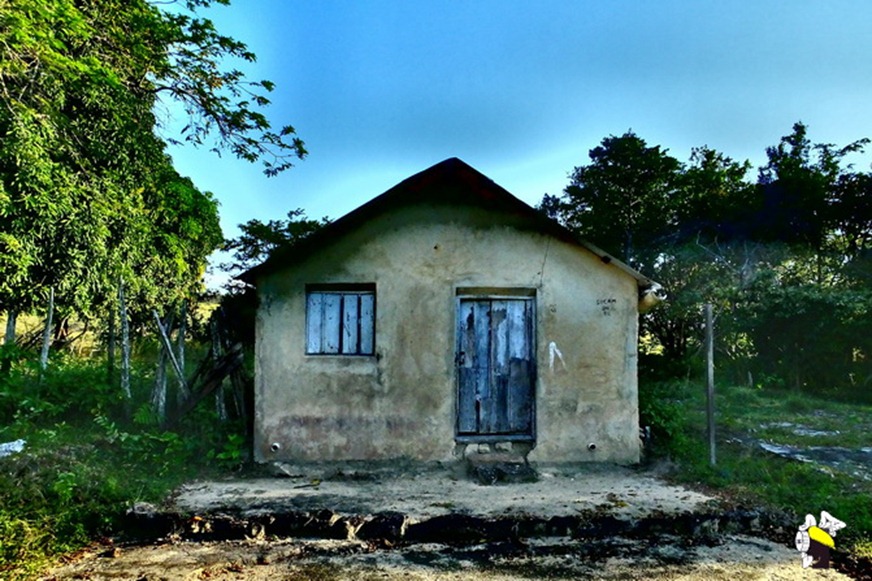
44,535,851,580
42,463,855,580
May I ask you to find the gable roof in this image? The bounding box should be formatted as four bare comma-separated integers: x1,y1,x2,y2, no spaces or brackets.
240,157,657,291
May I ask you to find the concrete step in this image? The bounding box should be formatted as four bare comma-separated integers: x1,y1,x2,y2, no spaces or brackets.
465,451,538,485
122,502,790,546
121,463,796,549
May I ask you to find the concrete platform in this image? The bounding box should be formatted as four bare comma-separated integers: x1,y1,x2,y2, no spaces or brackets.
171,462,718,522
122,462,795,546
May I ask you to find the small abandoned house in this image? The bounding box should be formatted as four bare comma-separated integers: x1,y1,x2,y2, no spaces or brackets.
243,158,658,464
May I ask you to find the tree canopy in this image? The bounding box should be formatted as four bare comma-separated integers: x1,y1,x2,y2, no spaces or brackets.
541,131,680,268
221,209,329,278
0,0,301,324
543,123,872,400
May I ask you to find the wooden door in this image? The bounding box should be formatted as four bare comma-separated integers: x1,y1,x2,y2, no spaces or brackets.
456,298,535,439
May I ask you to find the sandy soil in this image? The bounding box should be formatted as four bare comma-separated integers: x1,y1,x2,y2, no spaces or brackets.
44,536,851,580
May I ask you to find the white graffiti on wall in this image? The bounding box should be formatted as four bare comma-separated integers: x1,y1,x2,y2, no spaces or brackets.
548,341,566,372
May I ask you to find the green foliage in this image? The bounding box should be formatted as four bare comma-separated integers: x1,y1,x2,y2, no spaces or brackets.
210,432,246,470
222,208,330,277
218,208,329,346
757,122,869,250
638,380,691,455
541,131,681,267
545,122,872,402
0,354,128,423
739,281,872,401
674,147,755,243
0,0,302,329
0,515,55,580
0,356,243,578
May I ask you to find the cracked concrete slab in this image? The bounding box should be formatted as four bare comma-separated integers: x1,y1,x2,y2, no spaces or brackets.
170,463,719,521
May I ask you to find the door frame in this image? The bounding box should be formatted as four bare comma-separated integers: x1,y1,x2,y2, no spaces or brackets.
454,289,537,444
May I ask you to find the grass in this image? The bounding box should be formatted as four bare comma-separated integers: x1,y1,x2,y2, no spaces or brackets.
643,379,872,552
0,352,245,580
716,385,872,448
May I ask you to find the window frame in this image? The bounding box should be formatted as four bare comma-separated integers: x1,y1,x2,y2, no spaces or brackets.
305,284,376,356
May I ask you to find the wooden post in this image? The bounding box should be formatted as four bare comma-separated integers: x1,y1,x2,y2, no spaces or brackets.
705,303,716,466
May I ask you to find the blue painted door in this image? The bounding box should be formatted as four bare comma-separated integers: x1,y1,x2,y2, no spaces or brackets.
456,298,534,438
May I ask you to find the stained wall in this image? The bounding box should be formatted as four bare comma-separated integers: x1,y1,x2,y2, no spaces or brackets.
254,202,641,463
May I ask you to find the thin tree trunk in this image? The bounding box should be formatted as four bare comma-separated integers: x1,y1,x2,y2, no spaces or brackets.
176,300,189,408
119,279,132,403
211,318,228,421
4,310,16,345
151,312,174,423
152,309,188,399
1,309,17,375
39,287,55,372
107,308,116,383
152,346,168,421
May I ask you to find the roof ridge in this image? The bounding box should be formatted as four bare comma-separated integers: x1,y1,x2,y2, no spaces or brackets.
239,159,656,291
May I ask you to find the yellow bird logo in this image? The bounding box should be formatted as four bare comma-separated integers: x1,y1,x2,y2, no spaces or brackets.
795,511,846,569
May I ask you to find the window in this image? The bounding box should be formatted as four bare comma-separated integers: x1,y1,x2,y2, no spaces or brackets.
306,285,375,355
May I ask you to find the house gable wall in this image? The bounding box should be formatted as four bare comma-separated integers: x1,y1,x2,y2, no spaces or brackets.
254,203,640,463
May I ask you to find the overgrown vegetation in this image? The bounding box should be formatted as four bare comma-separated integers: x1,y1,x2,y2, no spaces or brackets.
0,348,246,579
554,122,871,566
640,379,872,554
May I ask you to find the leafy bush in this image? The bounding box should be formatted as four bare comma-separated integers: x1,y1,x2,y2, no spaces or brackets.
638,380,693,456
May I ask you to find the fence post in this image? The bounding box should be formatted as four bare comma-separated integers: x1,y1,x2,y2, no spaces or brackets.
705,303,716,466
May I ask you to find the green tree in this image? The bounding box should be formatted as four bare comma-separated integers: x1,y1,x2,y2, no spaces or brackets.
0,0,297,339
675,147,754,243
542,131,681,267
546,125,872,398
222,208,328,277
756,122,868,251
218,209,327,349
643,148,757,367
833,172,872,258
739,280,872,398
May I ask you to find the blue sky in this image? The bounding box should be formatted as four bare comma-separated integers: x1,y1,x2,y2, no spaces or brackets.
163,0,872,280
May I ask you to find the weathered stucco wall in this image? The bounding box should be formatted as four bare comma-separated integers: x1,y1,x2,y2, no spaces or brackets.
254,203,640,463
